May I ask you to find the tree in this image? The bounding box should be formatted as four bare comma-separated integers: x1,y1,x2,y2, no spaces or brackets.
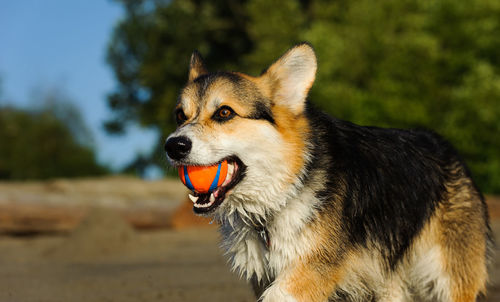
0,90,108,180
33,87,96,148
106,0,500,193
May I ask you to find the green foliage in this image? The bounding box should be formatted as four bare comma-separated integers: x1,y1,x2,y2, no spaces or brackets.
107,0,500,193
35,88,96,148
0,103,108,180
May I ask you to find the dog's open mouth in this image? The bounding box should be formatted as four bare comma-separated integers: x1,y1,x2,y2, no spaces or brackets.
186,156,246,214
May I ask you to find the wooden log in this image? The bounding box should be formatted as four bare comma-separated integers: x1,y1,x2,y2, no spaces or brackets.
0,203,178,234
0,192,497,235
0,203,85,234
0,177,186,234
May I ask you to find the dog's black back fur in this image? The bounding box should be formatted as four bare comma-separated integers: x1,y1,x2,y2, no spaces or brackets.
305,104,483,269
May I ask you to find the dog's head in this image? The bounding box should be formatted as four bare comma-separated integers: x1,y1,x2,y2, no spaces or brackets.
165,43,317,221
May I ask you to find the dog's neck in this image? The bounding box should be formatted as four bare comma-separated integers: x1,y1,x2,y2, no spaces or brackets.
219,183,321,283
217,139,325,282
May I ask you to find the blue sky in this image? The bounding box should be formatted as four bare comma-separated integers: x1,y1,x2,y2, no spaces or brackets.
0,1,159,171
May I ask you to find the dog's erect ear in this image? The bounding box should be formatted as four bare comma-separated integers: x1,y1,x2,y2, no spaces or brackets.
188,50,208,82
261,43,317,115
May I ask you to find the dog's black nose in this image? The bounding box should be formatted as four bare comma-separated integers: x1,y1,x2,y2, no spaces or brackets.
164,136,192,161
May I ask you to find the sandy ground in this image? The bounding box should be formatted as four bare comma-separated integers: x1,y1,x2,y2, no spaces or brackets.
0,208,254,302
0,215,499,302
0,178,499,302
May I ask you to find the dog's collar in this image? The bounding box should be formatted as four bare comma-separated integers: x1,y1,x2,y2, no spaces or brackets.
255,225,270,249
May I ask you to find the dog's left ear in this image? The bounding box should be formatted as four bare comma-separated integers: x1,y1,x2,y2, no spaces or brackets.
188,50,208,82
260,43,317,115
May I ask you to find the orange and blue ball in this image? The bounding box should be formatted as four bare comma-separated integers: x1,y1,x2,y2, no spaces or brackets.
178,161,228,193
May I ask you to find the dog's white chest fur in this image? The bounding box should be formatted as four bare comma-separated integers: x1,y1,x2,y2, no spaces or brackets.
220,187,320,282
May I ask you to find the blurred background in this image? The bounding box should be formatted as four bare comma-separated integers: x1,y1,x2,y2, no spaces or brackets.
0,0,499,301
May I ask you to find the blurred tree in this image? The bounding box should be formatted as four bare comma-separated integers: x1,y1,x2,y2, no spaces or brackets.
33,87,95,148
121,154,151,178
0,91,108,180
107,0,500,193
0,76,3,102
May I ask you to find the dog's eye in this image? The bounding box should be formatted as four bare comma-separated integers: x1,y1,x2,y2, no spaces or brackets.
213,106,235,122
175,109,188,125
219,108,232,118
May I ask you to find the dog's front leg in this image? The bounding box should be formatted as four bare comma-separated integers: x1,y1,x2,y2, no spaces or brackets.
260,283,298,302
260,260,346,302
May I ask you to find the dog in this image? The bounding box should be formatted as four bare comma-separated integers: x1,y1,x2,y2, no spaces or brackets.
164,43,493,302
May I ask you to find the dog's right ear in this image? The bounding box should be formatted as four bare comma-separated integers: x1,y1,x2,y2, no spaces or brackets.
188,50,208,82
260,43,317,115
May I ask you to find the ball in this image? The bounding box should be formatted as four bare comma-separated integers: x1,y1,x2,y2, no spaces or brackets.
178,160,228,193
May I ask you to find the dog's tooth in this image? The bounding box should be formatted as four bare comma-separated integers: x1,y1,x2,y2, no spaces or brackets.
209,193,215,203
227,162,234,175
222,177,230,187
222,164,234,186
188,194,199,203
